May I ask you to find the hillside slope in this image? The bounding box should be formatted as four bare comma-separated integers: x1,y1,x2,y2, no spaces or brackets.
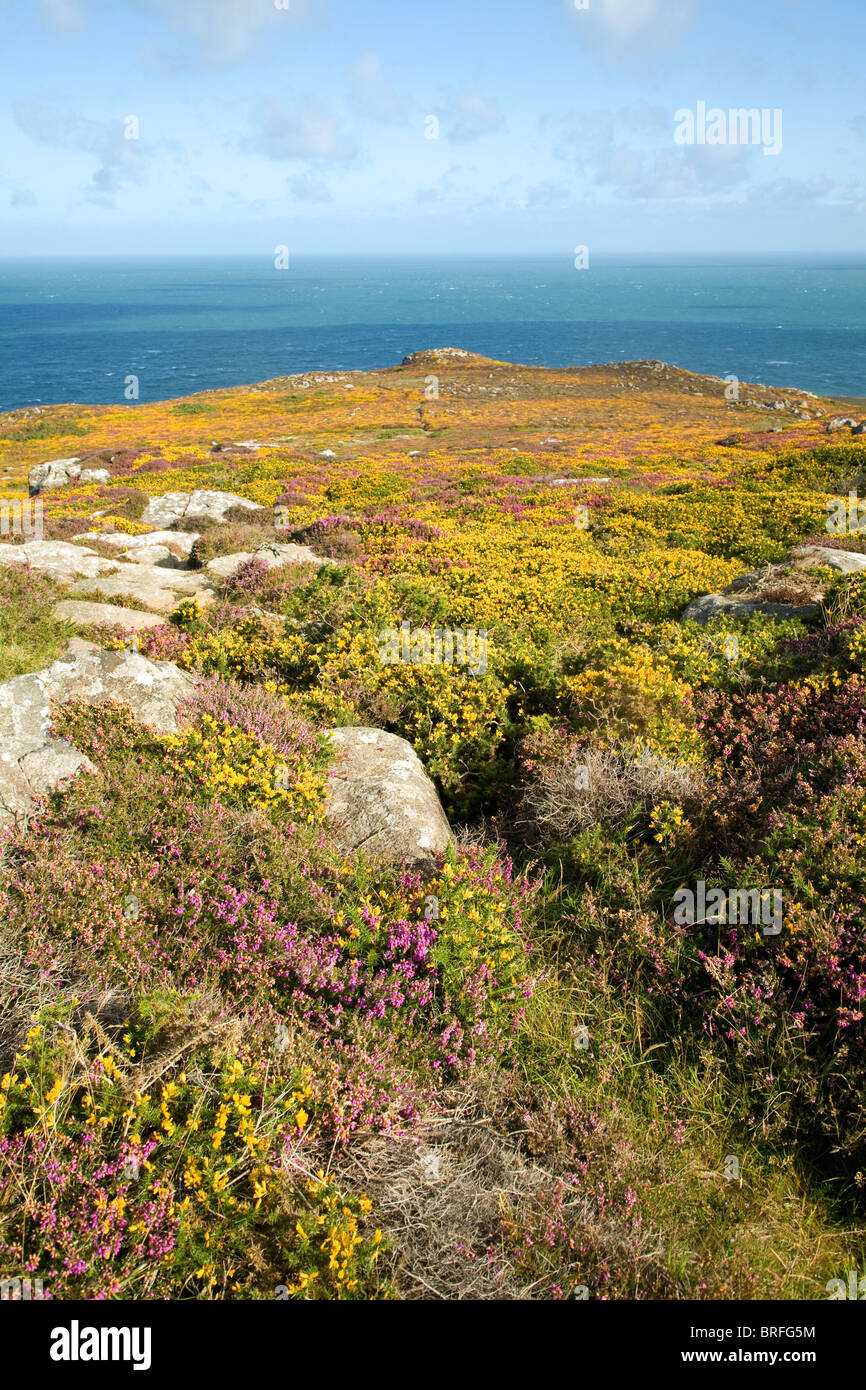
0,353,864,1301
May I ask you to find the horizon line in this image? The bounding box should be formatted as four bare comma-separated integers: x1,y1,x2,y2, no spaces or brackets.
1,250,865,262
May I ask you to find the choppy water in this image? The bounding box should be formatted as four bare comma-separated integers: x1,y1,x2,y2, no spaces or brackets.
0,253,864,411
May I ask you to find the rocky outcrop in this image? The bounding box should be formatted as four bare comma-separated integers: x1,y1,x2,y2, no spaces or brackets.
204,541,325,579
681,592,820,624
0,541,118,582
825,417,862,433
401,348,476,366
76,530,199,567
140,490,264,529
69,563,218,613
681,553,833,625
0,536,217,613
325,727,454,868
0,650,195,830
28,458,111,496
791,545,866,575
53,600,166,631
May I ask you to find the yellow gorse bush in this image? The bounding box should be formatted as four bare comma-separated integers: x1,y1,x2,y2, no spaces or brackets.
162,714,328,822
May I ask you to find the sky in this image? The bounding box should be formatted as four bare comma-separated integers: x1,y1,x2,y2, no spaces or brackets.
0,0,864,256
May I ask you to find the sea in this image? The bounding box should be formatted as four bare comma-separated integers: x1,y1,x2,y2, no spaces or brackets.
0,253,864,413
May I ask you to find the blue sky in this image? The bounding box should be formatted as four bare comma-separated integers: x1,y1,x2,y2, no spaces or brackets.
0,0,864,255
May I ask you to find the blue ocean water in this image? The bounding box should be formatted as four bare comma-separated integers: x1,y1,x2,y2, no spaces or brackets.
0,254,864,413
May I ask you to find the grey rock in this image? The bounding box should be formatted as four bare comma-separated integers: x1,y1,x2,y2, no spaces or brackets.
257,540,324,567
402,348,472,366
792,546,866,574
681,593,820,624
28,457,82,495
205,541,325,579
324,726,454,868
826,417,859,432
0,650,195,830
78,530,199,562
70,563,219,614
0,739,95,829
139,490,264,529
54,600,166,631
203,552,256,579
117,544,175,567
0,540,117,582
27,459,111,496
40,649,195,731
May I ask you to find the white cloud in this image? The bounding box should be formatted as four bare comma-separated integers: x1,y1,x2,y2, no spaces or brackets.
94,0,313,68
36,0,302,61
745,175,837,214
594,141,752,199
40,0,83,32
14,96,151,205
245,99,357,162
414,165,463,204
577,0,696,56
146,0,279,64
288,171,332,202
443,90,504,144
522,178,573,209
551,101,762,201
345,52,406,123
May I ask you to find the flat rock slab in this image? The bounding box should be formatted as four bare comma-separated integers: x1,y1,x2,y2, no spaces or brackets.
205,541,325,579
54,600,166,631
0,650,195,830
140,490,264,529
117,544,176,567
70,564,219,614
77,530,199,559
325,726,454,868
681,593,821,624
792,546,866,574
0,541,118,582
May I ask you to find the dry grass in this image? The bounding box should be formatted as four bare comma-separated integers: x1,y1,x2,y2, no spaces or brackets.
518,744,703,843
327,1076,673,1300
